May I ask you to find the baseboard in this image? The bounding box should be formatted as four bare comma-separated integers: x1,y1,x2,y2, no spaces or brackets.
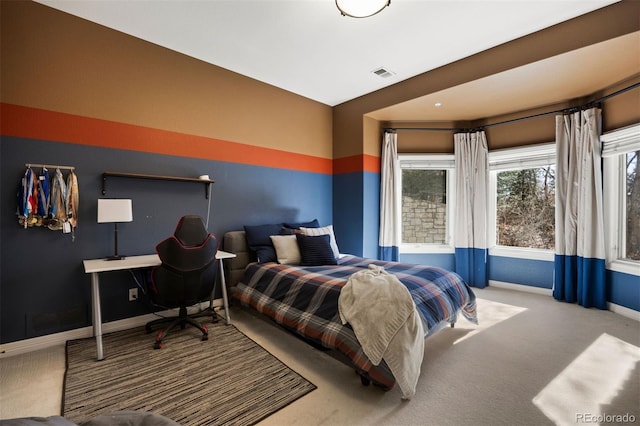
489,280,553,296
608,303,640,322
0,299,223,359
488,280,639,322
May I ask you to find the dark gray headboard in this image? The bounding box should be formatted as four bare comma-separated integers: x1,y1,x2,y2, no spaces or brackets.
222,230,254,287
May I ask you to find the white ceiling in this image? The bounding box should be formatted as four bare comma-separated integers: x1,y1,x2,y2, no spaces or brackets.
35,0,637,121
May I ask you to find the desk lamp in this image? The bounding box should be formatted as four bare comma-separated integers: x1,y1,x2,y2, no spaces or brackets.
97,199,133,260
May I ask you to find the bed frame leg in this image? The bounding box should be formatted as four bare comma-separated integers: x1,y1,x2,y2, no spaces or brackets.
450,322,455,328
358,371,371,386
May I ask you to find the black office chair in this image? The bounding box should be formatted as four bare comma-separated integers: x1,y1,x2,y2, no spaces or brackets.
146,215,219,349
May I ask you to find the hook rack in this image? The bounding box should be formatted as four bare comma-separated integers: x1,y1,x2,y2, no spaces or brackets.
26,163,75,170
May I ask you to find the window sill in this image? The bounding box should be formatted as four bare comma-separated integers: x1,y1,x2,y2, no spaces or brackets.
489,246,554,261
400,244,454,254
607,259,640,276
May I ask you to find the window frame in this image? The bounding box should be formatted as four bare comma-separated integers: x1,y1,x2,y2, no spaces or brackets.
602,123,640,275
487,143,556,261
398,154,456,254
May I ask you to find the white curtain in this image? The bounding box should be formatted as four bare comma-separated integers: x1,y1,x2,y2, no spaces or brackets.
454,131,489,288
554,107,606,309
379,132,400,261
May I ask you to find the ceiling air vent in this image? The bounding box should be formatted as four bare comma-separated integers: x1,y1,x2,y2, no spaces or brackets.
372,67,395,78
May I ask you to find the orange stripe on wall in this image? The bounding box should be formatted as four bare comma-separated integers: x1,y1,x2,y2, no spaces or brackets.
0,103,332,175
363,154,380,173
333,154,380,174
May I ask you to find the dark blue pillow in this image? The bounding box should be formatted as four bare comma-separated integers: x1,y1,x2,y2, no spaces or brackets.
296,233,337,266
244,223,283,247
283,219,319,230
254,246,277,264
244,223,282,263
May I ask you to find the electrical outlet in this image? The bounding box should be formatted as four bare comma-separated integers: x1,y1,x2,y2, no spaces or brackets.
128,288,138,301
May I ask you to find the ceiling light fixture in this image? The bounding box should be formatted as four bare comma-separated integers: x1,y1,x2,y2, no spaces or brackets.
336,0,391,18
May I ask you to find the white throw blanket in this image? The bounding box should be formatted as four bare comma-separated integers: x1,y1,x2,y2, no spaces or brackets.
338,264,424,399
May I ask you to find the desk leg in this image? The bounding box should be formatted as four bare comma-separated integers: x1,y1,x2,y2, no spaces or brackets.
218,258,232,325
90,272,104,361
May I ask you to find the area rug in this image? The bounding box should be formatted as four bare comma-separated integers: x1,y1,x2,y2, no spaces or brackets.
63,320,316,425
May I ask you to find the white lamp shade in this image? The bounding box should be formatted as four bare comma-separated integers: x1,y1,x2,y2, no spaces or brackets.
97,199,133,223
336,0,390,18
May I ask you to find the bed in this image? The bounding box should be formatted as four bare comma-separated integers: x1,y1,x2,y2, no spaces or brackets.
223,229,478,396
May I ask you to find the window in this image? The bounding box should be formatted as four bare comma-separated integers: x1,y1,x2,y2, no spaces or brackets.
495,166,555,249
602,124,640,273
624,150,639,260
399,155,455,253
488,143,556,260
402,169,446,244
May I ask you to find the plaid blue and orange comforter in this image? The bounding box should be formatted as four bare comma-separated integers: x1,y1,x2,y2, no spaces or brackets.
231,255,478,390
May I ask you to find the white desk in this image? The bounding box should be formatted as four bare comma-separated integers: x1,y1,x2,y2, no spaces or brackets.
83,250,236,361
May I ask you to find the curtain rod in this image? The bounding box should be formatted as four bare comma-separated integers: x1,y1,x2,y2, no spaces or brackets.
385,81,640,133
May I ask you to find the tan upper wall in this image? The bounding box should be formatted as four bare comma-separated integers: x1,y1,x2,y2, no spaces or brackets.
334,0,640,159
388,73,640,153
1,0,333,159
3,1,637,162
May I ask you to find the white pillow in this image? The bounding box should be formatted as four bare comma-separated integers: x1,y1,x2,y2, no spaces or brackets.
299,225,340,258
270,235,301,265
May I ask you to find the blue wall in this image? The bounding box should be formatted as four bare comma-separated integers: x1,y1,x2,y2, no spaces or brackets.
332,170,381,259
362,171,381,259
608,269,640,312
1,137,332,343
332,172,364,256
399,253,456,271
488,256,554,289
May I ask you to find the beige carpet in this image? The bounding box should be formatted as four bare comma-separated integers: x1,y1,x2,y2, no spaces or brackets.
63,320,315,426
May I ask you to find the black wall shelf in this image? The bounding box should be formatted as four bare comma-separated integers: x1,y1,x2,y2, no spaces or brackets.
102,172,214,199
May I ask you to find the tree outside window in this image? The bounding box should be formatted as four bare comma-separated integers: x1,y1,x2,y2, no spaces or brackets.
496,166,555,250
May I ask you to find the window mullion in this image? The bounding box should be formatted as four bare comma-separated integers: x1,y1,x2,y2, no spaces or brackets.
488,170,498,249
619,154,628,260
603,155,619,265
